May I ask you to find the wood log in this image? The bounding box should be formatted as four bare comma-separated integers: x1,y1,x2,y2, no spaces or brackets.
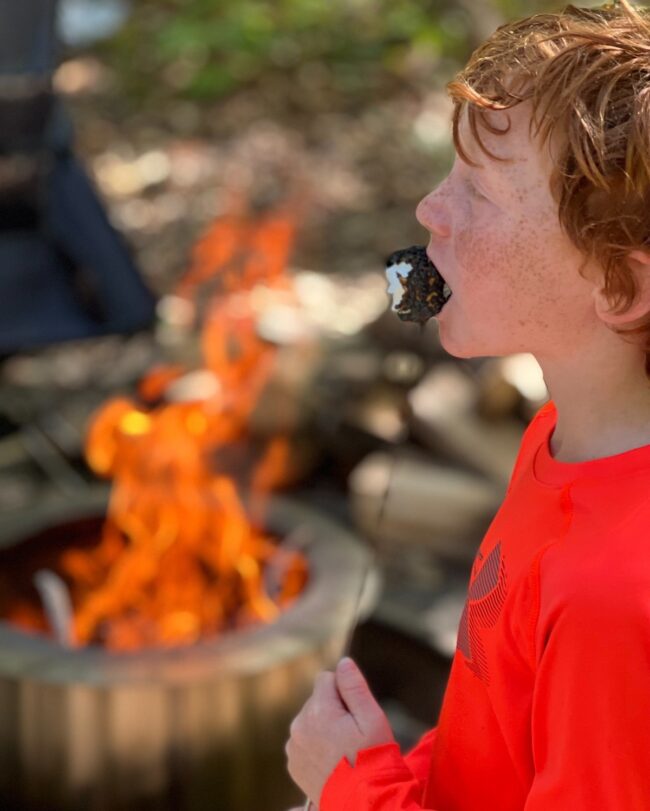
408,364,525,489
473,354,549,423
488,353,549,422
348,449,502,564
249,342,322,438
366,307,447,362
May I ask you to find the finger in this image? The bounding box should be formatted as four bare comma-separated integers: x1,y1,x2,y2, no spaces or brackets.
312,671,345,710
334,657,385,734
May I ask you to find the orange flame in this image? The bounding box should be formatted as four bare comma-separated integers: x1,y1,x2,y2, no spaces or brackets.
57,205,308,650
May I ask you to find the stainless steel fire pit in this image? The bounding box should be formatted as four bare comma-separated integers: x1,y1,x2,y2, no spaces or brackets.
0,492,373,811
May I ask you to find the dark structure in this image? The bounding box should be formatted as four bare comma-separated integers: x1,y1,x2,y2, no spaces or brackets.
0,0,156,353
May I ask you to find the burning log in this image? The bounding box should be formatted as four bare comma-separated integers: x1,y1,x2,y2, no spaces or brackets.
348,450,502,564
0,495,372,811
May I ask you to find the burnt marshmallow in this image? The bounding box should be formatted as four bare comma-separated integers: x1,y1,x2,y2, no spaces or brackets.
385,245,451,324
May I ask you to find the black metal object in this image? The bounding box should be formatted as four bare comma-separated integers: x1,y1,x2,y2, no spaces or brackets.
0,0,156,353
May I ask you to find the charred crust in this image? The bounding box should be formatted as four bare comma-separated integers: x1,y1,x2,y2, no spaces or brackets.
385,245,447,324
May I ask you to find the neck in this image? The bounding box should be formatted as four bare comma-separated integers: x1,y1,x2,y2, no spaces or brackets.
536,334,650,464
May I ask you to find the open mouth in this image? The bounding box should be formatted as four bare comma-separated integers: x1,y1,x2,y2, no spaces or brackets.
384,246,451,324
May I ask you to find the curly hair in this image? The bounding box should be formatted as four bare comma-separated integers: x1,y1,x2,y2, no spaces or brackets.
446,1,650,376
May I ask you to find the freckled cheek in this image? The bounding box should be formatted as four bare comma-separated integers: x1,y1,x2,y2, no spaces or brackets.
454,219,517,291
452,204,485,273
454,217,550,302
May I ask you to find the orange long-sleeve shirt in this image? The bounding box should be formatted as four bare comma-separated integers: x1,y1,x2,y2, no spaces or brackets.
321,401,650,810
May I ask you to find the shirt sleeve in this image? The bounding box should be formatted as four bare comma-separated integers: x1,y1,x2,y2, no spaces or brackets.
403,727,438,795
319,727,437,811
524,583,650,809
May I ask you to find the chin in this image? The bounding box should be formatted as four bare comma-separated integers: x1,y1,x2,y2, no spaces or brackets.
437,328,487,359
437,323,520,360
440,339,517,361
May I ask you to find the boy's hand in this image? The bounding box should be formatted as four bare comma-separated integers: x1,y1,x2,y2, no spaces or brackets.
285,657,395,806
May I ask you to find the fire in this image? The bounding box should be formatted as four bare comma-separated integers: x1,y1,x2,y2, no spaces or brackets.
53,206,308,650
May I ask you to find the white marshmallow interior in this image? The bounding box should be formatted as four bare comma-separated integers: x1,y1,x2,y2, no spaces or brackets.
385,261,412,310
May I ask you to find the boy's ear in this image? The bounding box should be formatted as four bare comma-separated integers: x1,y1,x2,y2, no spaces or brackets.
593,250,650,326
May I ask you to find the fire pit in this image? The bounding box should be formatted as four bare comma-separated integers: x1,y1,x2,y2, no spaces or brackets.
0,491,372,811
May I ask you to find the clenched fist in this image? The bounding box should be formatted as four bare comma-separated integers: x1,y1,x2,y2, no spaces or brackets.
285,657,395,808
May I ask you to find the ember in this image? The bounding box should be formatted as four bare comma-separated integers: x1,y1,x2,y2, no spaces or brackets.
1,206,309,650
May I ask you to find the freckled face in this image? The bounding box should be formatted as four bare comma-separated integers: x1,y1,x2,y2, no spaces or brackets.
415,103,597,359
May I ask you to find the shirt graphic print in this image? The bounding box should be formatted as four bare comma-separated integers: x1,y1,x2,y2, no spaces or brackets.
456,542,508,685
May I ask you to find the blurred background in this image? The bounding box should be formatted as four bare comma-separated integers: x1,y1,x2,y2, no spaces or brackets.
0,1,571,810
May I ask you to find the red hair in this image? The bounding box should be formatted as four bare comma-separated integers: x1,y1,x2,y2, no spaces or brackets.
447,1,650,375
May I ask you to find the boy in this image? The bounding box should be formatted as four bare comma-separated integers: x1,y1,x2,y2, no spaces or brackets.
286,1,650,808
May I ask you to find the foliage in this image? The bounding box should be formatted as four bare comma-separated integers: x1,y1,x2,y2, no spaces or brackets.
103,0,561,104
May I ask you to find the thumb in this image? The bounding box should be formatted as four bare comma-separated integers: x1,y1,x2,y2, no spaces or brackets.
335,657,385,735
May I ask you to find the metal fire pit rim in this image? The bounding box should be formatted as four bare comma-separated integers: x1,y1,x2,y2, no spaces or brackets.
0,490,374,685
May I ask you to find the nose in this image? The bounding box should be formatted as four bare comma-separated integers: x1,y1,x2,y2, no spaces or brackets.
415,183,451,240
